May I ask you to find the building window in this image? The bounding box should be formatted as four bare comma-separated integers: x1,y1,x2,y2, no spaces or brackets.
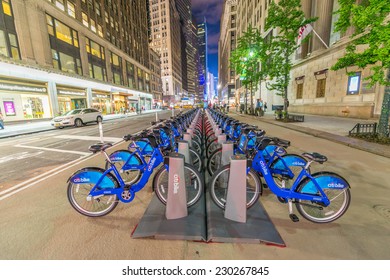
82,12,88,27
47,15,79,47
126,61,136,89
8,33,19,59
2,0,12,16
111,52,123,85
0,30,9,57
67,1,75,18
89,63,107,81
316,78,326,98
52,50,82,75
86,38,104,59
55,0,65,11
296,83,303,99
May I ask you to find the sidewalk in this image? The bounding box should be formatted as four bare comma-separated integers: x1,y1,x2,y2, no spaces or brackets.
229,110,390,158
0,109,162,139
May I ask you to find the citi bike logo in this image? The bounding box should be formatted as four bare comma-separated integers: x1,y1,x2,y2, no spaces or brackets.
111,156,122,161
260,161,268,175
327,182,344,189
293,161,305,166
73,177,90,183
173,174,180,194
148,157,156,172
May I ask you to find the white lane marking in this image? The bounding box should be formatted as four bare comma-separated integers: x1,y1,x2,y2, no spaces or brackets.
0,154,95,201
0,125,152,201
14,144,90,156
0,151,44,164
54,135,122,142
0,154,95,196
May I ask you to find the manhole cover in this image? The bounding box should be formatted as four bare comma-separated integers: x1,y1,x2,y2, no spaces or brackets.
373,205,390,221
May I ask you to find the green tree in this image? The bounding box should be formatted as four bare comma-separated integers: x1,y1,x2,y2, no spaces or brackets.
331,0,390,136
230,25,268,114
265,0,317,116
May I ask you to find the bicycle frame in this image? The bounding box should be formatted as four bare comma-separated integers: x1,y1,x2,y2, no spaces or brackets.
90,147,165,203
251,151,331,206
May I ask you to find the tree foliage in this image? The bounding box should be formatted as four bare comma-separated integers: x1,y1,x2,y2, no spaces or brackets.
331,0,390,86
331,0,390,136
265,0,317,113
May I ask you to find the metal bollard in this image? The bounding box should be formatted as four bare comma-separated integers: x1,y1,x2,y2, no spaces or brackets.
177,140,191,165
221,142,234,166
166,153,188,219
98,119,104,143
224,155,247,223
186,128,194,137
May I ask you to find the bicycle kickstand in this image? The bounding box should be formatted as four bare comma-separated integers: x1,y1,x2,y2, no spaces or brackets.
288,200,300,222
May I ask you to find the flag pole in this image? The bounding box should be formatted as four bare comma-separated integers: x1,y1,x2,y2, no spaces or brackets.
312,28,329,49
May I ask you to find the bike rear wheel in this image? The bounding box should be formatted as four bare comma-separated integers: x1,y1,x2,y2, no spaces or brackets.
189,147,203,172
153,163,203,207
67,169,119,217
209,165,261,209
295,173,351,223
105,150,142,185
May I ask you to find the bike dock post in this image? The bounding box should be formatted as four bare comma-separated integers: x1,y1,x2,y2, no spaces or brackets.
221,142,233,166
177,140,191,165
183,133,192,148
166,153,188,219
224,155,247,223
217,134,226,144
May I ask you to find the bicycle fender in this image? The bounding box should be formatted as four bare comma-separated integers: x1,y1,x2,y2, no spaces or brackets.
67,167,116,188
298,171,350,194
109,150,139,164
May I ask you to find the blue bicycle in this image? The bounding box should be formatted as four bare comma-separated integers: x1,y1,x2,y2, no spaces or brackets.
209,137,351,223
67,133,203,217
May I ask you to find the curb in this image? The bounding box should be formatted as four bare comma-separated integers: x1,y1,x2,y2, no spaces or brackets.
231,112,390,159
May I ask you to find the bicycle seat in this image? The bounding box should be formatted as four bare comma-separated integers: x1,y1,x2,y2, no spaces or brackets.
302,152,328,164
272,137,290,148
88,143,113,153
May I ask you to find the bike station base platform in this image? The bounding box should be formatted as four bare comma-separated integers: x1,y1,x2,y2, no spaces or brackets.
206,193,286,246
131,194,207,241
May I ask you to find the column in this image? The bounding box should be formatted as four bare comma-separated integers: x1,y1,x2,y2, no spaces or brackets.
312,0,334,52
48,81,59,116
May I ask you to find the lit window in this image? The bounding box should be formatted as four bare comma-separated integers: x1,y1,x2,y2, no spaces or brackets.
55,20,73,45
9,33,20,59
82,12,89,27
67,2,75,18
90,19,96,33
46,15,54,36
97,25,103,37
0,30,9,57
55,0,65,11
2,0,12,16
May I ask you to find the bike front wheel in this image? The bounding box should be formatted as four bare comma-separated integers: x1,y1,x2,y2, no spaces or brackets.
295,172,351,223
67,169,119,217
153,163,203,207
209,165,261,209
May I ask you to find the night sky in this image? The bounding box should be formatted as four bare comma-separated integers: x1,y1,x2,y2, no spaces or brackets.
192,0,223,79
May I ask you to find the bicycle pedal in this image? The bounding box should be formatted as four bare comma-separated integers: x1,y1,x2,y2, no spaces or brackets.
289,214,300,222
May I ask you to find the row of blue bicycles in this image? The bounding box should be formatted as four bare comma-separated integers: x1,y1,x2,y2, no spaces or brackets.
67,108,351,224
67,109,205,217
205,109,351,223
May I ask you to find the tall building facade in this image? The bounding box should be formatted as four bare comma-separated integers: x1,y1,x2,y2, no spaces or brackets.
0,0,154,121
149,48,163,106
218,0,237,106
225,0,385,118
197,19,207,101
149,0,182,105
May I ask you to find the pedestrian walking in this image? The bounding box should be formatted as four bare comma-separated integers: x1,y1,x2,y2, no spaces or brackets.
264,102,267,112
0,112,4,130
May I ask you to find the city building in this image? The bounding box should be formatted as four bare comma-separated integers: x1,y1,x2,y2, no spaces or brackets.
149,48,163,107
197,19,208,101
218,0,237,107
206,71,215,103
149,0,182,106
223,0,385,118
0,0,154,121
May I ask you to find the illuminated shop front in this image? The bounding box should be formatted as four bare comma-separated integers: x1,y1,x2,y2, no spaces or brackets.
92,91,112,115
57,86,87,115
0,78,51,121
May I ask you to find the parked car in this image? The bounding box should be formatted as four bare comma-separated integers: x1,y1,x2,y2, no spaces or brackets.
51,108,102,128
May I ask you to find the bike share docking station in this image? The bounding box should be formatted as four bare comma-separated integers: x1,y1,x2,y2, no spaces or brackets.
133,111,284,246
